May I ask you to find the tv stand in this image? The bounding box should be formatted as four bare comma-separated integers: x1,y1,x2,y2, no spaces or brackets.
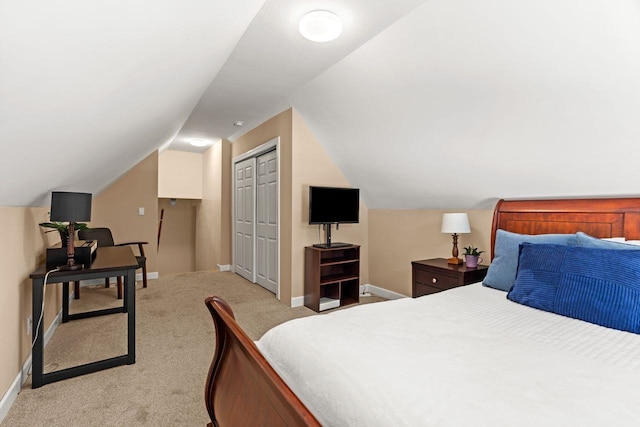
304,245,360,312
312,242,351,249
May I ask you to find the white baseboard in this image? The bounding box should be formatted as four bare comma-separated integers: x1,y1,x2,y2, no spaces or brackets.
0,374,20,424
217,264,231,272
43,310,63,352
143,271,159,281
291,284,407,309
76,271,158,287
360,284,408,300
1,301,65,424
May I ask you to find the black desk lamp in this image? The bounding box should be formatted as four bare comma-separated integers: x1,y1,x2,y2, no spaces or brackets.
50,191,92,270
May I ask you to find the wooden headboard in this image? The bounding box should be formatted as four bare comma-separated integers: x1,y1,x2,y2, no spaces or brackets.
491,198,640,258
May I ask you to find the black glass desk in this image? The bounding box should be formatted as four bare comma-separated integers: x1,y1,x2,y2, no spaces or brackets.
29,246,139,388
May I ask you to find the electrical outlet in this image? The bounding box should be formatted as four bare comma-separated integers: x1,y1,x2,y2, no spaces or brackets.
27,316,32,335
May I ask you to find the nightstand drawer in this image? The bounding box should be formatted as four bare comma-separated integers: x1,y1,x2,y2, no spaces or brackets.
414,269,458,290
414,282,448,297
411,258,489,298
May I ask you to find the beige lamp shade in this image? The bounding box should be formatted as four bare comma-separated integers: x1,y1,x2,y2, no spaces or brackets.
441,213,471,234
441,213,470,265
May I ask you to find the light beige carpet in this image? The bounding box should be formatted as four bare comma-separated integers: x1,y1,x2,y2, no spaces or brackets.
3,271,384,426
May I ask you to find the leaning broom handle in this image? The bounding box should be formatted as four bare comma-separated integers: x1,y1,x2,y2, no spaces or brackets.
157,208,164,248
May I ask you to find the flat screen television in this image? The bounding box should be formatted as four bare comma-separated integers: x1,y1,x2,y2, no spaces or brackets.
309,186,360,224
309,186,359,248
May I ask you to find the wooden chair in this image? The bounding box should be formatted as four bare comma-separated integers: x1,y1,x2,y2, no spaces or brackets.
74,227,148,299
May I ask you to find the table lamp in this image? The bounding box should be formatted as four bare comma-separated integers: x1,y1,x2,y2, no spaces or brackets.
441,213,470,265
50,191,92,270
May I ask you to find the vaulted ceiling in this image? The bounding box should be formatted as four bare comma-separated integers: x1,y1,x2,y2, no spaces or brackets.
2,0,639,209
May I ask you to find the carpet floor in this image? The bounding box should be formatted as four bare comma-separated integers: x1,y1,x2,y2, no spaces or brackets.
3,271,384,426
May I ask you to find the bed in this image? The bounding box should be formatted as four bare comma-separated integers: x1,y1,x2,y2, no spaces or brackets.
204,198,640,426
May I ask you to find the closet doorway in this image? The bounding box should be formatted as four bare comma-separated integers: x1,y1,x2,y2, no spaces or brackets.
233,138,279,296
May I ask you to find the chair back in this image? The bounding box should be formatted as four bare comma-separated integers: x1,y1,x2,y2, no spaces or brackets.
78,227,116,247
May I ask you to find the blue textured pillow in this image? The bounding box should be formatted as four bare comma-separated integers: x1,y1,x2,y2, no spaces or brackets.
576,231,640,250
508,243,640,334
482,230,577,292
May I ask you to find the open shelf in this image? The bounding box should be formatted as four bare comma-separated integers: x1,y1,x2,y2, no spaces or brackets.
319,273,359,286
319,247,359,265
305,245,360,312
320,258,358,267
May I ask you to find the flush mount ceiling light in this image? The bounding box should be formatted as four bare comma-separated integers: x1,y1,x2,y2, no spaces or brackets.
299,10,343,42
233,120,244,127
187,138,211,147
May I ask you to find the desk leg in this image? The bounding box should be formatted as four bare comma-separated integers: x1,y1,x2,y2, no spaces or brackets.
123,277,128,314
126,269,136,364
62,282,69,323
32,278,44,389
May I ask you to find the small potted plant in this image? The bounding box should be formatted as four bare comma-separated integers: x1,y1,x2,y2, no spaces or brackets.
463,245,484,268
39,221,89,247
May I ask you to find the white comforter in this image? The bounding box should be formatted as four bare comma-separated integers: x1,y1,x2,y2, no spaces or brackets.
256,284,640,426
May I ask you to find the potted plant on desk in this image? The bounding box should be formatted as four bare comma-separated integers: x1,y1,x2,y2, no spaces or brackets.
463,245,484,268
39,221,89,247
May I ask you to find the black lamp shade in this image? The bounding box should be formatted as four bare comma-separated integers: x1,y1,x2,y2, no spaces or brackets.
50,191,92,222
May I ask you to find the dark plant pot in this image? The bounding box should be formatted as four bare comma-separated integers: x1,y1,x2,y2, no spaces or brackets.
59,230,69,247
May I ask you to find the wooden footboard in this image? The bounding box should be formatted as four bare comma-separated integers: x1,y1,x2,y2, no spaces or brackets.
204,296,320,427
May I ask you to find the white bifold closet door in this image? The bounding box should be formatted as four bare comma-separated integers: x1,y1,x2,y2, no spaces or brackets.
235,158,254,282
234,149,278,294
255,150,278,293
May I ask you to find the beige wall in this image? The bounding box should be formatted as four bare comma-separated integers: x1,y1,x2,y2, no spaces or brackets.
158,198,197,274
91,151,159,273
0,206,56,399
196,144,217,271
219,143,232,266
291,110,369,298
158,150,203,199
196,139,231,271
368,209,494,295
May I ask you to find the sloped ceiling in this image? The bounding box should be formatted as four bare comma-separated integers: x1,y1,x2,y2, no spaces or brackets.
290,0,640,209
0,0,266,206
172,0,425,147
3,0,640,210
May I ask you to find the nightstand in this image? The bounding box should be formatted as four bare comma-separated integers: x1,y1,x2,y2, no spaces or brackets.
411,258,488,298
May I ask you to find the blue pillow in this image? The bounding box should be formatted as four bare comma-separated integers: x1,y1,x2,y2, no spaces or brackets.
508,243,640,334
576,231,640,250
482,230,577,292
